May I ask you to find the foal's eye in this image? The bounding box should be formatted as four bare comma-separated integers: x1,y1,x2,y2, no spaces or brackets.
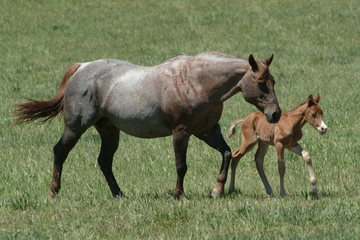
312,113,316,118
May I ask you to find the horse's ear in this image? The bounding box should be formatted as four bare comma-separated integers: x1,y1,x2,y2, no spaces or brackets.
249,54,259,72
264,54,274,67
314,93,320,103
307,94,314,106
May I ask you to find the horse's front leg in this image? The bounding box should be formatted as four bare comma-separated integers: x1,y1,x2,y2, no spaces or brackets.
173,124,191,200
195,123,232,198
275,143,287,198
289,143,318,197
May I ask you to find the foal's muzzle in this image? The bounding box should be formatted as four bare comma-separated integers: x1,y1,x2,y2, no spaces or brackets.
317,121,328,135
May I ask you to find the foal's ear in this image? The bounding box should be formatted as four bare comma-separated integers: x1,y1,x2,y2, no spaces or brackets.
307,94,314,104
264,54,274,67
249,54,259,72
314,93,320,103
307,94,318,107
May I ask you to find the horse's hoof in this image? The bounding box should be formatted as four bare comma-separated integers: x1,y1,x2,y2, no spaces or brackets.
269,193,277,199
311,191,318,198
211,188,223,198
280,194,287,199
48,194,55,200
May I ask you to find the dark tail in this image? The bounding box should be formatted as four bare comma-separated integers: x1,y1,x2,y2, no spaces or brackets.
13,63,81,125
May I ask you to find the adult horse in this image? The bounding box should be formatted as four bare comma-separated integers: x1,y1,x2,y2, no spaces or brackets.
14,52,281,199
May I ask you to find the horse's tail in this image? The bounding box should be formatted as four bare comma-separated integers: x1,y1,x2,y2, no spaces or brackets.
228,118,245,140
13,63,81,125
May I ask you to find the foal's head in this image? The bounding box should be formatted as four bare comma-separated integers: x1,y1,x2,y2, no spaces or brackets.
305,94,328,135
241,54,281,123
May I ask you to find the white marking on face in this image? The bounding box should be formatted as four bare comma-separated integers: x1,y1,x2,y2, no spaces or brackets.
317,120,328,135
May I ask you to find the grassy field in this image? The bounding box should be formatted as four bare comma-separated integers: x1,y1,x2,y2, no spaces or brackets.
1,0,360,239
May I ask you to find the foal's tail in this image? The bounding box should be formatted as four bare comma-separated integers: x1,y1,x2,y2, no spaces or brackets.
13,63,81,125
228,118,245,140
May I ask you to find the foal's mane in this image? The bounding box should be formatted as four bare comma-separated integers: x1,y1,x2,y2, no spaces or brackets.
287,98,321,116
287,101,307,115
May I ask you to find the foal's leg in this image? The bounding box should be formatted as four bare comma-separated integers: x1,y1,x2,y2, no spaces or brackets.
95,118,123,197
50,126,83,198
253,141,275,197
173,124,191,200
228,126,258,193
275,143,287,198
195,123,231,198
289,143,318,197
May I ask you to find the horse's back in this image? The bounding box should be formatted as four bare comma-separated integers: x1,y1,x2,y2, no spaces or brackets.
63,59,173,138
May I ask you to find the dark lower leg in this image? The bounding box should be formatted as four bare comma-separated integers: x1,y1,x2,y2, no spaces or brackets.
50,130,80,198
96,120,122,197
195,123,231,197
173,125,190,199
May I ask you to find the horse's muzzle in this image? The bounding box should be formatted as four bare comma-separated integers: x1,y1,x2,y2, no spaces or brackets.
265,108,281,123
317,121,328,135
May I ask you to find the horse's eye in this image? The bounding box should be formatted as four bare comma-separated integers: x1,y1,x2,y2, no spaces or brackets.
258,81,266,88
259,95,265,100
312,113,316,118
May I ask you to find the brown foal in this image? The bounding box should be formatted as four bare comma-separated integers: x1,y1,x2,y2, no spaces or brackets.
228,94,327,198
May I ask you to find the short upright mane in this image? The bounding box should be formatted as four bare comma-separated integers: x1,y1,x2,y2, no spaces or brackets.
287,101,307,114
161,52,247,65
195,52,248,61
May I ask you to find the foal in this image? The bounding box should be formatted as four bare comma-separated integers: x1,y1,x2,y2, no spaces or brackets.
228,94,327,198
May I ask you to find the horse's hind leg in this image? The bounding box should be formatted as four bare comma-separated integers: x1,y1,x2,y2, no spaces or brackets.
228,126,258,193
289,143,317,197
275,143,287,198
195,123,231,198
50,126,83,198
94,118,123,197
253,142,274,197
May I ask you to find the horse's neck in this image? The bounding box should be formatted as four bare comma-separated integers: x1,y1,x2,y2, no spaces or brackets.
286,103,308,130
193,58,249,102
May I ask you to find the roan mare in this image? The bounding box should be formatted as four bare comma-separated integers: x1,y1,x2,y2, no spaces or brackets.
14,52,281,199
228,94,327,198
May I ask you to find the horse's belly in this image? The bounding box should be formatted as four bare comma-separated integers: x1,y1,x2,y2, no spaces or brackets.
111,118,173,138
106,103,173,138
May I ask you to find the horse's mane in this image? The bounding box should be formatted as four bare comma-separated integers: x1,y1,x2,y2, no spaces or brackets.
195,52,248,61
163,52,247,64
286,101,307,115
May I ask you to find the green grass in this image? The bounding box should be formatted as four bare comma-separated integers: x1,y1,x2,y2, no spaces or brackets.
1,0,360,239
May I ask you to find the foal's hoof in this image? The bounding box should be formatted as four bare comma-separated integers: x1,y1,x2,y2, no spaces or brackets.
311,191,318,198
268,193,277,199
48,194,55,200
211,188,224,198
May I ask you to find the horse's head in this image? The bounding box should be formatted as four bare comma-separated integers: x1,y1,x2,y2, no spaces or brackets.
305,94,328,135
241,54,281,123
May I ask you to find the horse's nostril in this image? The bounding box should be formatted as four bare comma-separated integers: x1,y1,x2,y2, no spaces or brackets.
272,111,280,123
